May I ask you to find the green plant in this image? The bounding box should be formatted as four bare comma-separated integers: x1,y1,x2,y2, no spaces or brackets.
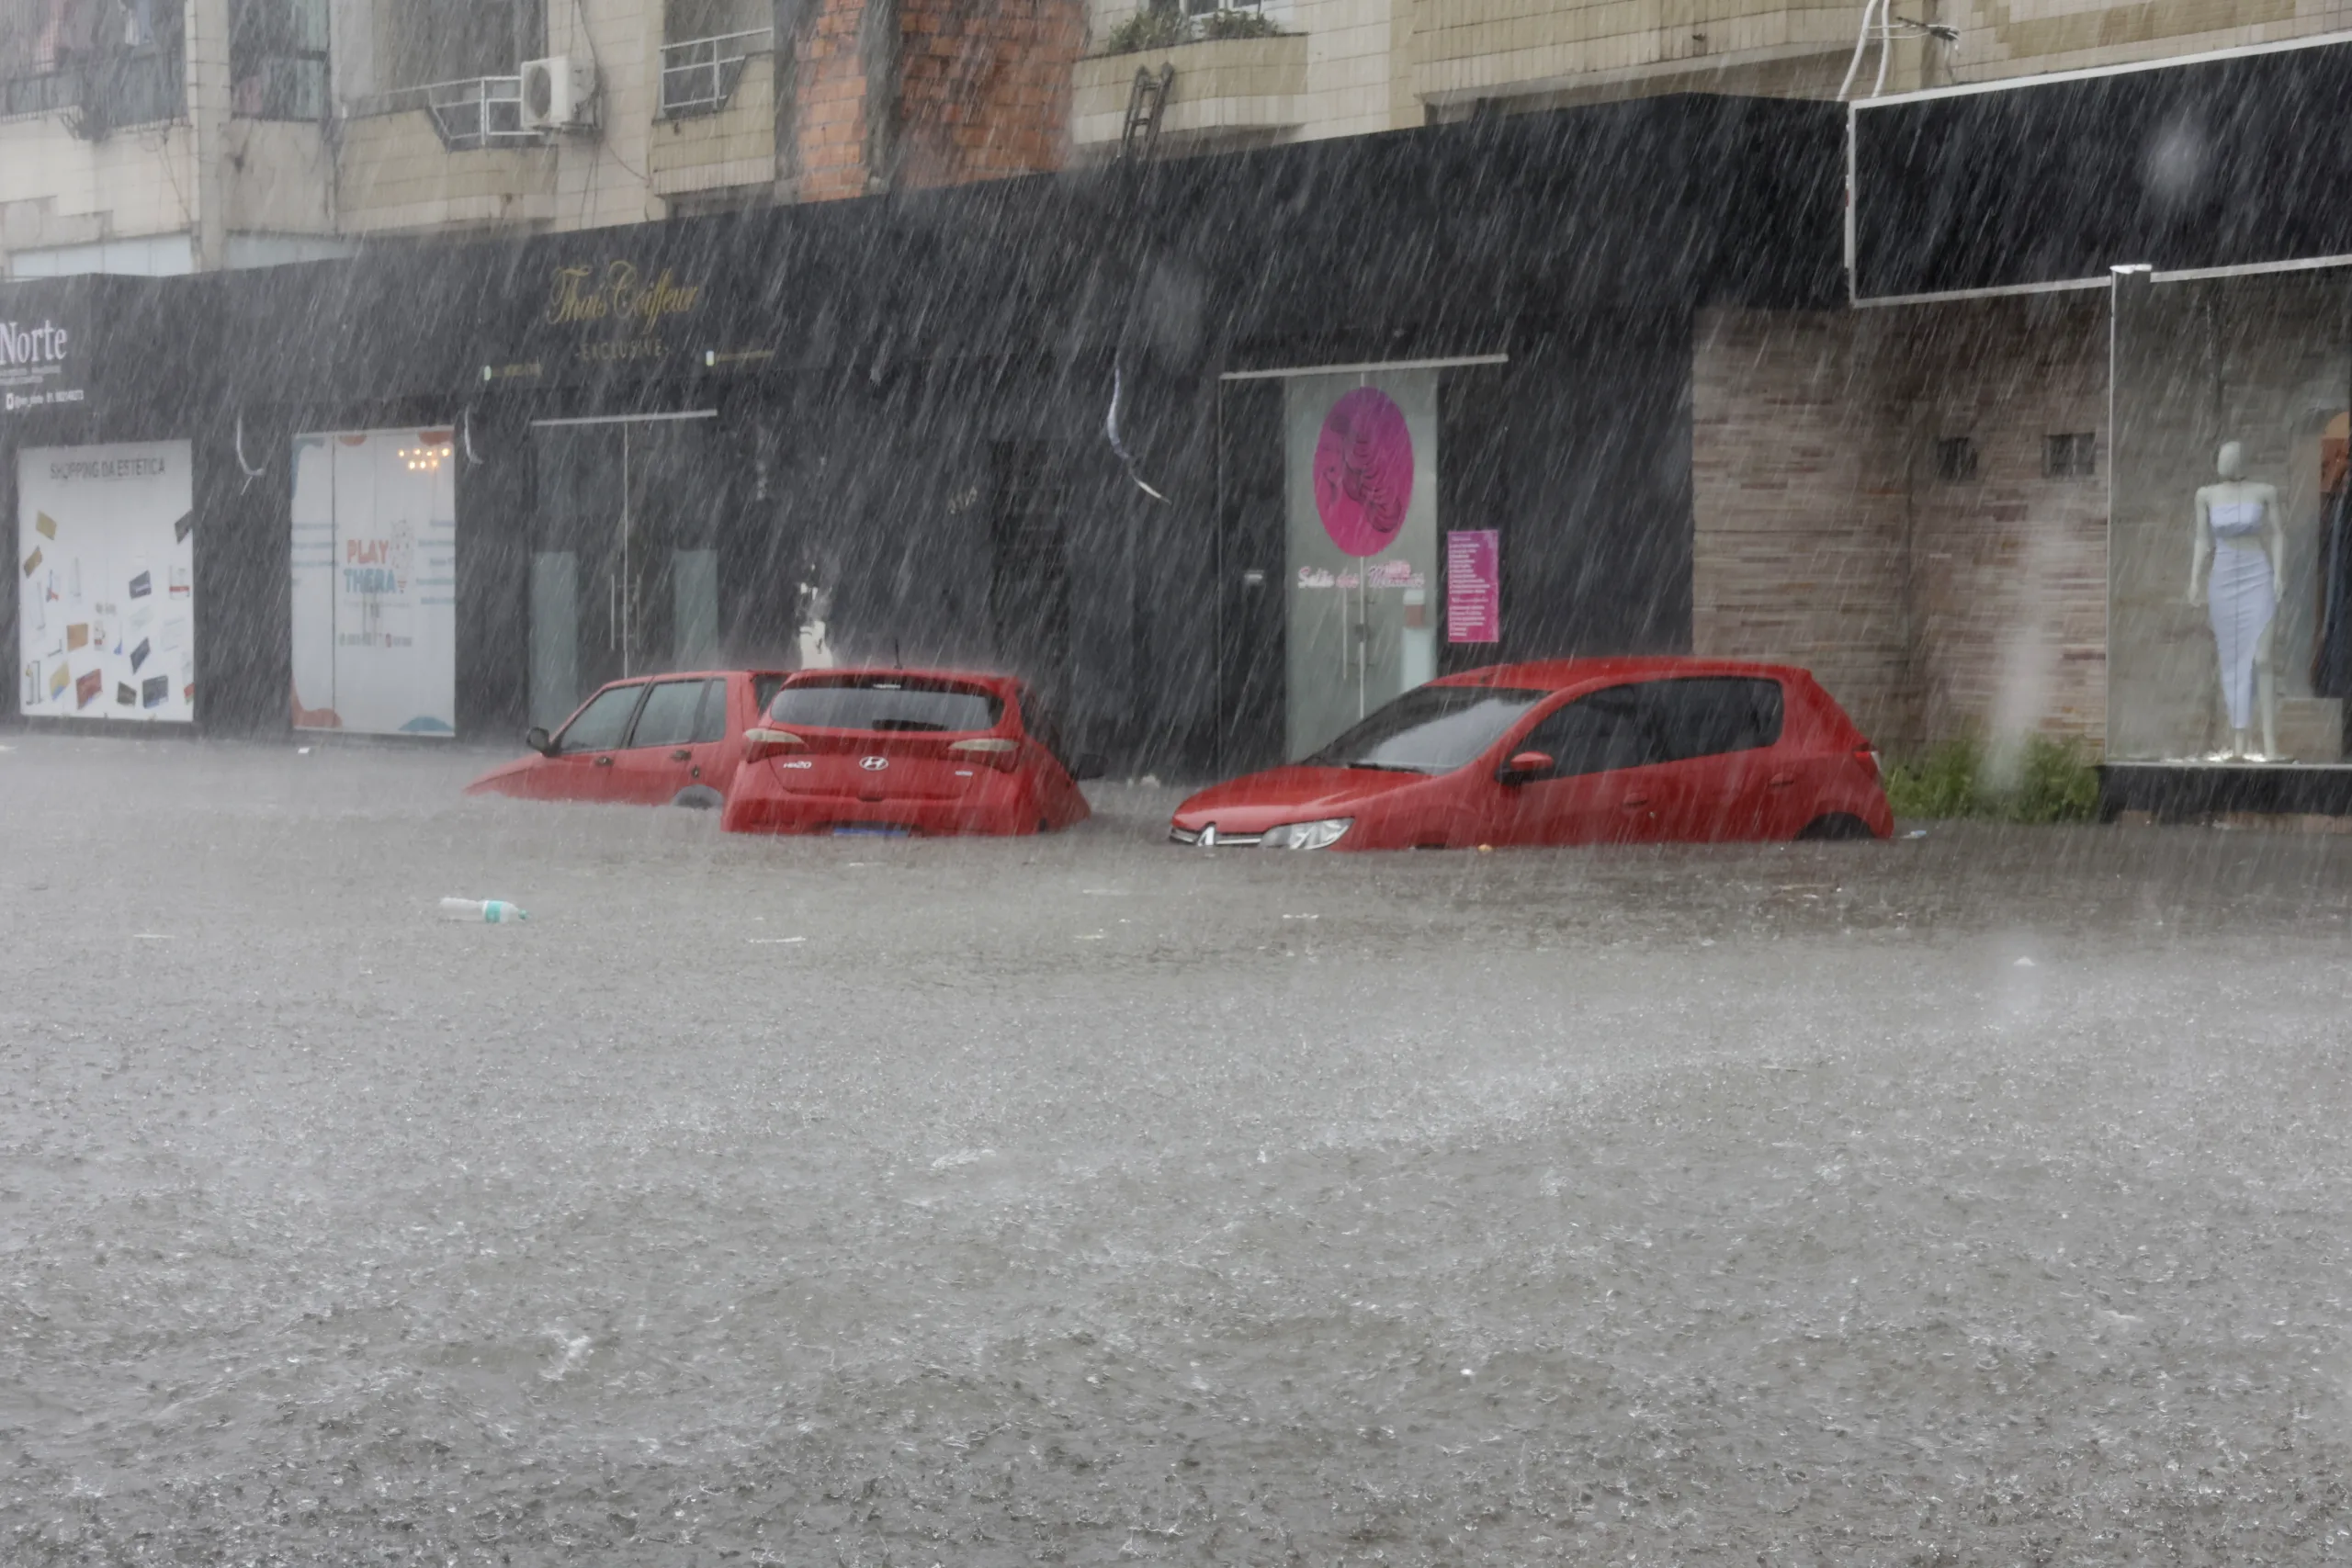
1102,1,1283,56
1883,733,2099,824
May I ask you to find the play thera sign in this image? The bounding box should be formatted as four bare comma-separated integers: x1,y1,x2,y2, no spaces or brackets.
1,314,85,416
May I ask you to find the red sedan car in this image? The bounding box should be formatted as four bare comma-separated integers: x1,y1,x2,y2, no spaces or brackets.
719,669,1098,837
466,670,786,807
1170,659,1891,851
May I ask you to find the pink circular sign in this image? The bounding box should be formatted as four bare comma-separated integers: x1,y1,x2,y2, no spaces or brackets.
1313,388,1413,558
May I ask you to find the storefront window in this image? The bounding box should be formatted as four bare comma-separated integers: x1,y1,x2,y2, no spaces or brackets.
16,440,196,724
2109,267,2352,763
289,428,459,736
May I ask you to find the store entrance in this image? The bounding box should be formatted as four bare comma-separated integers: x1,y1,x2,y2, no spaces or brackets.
528,412,722,730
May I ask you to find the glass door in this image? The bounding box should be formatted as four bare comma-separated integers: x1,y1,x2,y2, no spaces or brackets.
528,413,722,730
1282,369,1440,759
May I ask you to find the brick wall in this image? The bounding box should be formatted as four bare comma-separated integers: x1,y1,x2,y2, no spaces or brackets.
796,0,878,201
897,0,1084,186
1692,308,1916,749
1693,299,2113,758
1905,297,2110,751
796,0,1082,199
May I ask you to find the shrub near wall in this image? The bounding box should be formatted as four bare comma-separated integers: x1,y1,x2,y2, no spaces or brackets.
1883,735,2100,824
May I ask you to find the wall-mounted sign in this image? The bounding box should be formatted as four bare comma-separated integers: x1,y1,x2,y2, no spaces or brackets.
1446,529,1499,644
17,441,196,722
289,429,458,736
539,258,706,370
1,297,88,418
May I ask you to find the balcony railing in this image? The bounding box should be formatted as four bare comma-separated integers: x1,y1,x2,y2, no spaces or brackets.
659,28,772,119
1,50,185,133
349,74,537,149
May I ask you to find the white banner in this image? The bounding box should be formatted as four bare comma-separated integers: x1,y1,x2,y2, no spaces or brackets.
290,428,458,736
17,441,195,723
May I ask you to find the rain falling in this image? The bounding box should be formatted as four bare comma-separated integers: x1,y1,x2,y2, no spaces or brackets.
5,0,2352,1561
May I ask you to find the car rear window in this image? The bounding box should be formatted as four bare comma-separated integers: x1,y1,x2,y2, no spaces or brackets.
768,677,1003,734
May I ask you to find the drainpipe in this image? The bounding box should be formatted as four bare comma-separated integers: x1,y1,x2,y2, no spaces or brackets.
186,0,230,270
860,0,900,194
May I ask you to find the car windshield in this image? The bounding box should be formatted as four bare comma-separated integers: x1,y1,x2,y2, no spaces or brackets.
1303,685,1549,774
767,677,1003,734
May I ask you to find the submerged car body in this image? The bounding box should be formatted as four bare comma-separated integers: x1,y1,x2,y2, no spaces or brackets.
718,669,1094,837
1171,658,1892,851
466,671,787,807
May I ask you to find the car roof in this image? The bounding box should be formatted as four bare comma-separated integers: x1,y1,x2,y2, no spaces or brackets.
597,670,786,685
1430,657,1812,692
780,666,1023,694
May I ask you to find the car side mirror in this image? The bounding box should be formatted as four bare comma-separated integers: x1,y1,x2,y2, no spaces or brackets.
525,726,554,756
1070,751,1108,783
1497,750,1555,784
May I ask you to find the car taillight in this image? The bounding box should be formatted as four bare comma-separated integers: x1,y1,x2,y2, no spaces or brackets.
743,728,806,763
1855,740,1882,779
948,737,1021,773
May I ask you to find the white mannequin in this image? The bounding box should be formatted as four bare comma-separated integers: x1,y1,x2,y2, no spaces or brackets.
2186,440,2285,761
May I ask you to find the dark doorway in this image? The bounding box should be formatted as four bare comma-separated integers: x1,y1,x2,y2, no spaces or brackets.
988,441,1073,714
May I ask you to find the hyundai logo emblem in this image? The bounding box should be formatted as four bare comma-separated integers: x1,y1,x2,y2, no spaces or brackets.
859,756,889,772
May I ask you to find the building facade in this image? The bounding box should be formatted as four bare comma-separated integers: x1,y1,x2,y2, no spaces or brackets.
5,2,2351,798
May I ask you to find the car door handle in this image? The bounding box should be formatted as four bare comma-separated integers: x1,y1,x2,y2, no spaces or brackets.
670,749,692,761
1620,795,1651,809
594,756,614,767
1768,773,1796,788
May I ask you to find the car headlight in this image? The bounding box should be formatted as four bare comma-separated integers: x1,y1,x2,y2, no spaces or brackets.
1260,818,1352,850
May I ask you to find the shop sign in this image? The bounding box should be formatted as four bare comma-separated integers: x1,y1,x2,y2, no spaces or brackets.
536,257,706,372
1446,529,1499,643
0,299,87,418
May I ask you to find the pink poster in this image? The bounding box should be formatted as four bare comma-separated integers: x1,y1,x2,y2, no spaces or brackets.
1312,388,1414,558
1446,529,1499,643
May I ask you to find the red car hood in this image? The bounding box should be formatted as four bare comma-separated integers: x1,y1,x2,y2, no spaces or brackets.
465,756,537,795
1172,766,1431,831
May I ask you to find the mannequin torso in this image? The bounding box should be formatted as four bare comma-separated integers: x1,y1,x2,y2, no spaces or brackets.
2187,442,2287,760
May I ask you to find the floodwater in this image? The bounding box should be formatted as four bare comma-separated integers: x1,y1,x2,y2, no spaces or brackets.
4,734,2351,1563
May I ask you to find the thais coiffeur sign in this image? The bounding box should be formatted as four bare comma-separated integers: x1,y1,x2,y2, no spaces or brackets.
1,312,85,416
483,258,707,381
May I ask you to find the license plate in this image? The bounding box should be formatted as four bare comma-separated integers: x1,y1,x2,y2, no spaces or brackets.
831,824,910,838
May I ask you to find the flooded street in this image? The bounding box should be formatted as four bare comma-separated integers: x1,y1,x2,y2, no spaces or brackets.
5,736,2352,1563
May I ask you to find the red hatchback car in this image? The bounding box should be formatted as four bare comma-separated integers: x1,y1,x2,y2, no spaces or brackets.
719,669,1098,837
467,670,786,807
1170,659,1892,851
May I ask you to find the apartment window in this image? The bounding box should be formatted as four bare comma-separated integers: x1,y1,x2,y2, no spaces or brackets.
1935,435,1978,484
382,0,543,89
231,0,327,119
661,0,770,119
665,0,768,39
2044,432,2098,479
0,0,185,127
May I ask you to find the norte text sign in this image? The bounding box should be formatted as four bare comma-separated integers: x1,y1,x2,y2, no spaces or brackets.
0,291,88,417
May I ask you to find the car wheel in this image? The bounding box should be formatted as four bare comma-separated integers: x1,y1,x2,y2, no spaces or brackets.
1795,812,1874,841
672,785,724,810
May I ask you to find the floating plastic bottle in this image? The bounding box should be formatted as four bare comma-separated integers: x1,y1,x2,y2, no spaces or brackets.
440,897,528,923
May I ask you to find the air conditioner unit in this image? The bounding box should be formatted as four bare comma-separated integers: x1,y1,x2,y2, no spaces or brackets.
519,55,596,131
